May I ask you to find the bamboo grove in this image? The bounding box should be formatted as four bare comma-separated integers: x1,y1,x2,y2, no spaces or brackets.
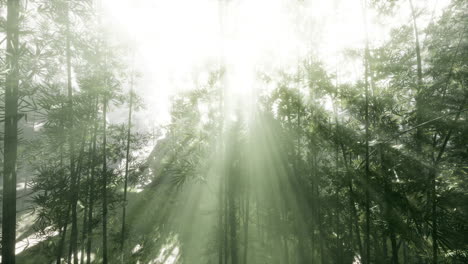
0,0,467,264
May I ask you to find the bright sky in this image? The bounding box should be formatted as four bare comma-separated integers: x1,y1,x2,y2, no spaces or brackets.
102,0,449,131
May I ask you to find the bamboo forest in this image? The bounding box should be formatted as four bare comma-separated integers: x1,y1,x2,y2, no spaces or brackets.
0,0,467,263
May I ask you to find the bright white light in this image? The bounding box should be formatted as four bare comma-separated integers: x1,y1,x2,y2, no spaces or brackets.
102,0,449,128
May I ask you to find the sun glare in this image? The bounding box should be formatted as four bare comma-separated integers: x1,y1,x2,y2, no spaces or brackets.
101,0,386,125
102,0,447,124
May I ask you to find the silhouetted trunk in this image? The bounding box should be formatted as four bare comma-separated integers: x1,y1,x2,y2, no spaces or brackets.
64,1,79,263
380,145,399,264
340,146,363,260
362,1,372,262
55,108,66,264
408,0,422,88
80,124,96,264
350,181,363,258
68,128,87,264
333,99,344,264
120,82,134,263
2,1,20,263
86,98,99,264
120,79,133,263
430,168,438,264
69,130,88,263
102,96,109,264
408,0,424,153
364,41,371,264
314,153,325,264
218,171,225,264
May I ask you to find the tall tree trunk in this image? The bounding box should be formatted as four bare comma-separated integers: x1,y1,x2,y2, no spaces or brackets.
380,145,399,264
120,79,134,263
364,36,372,264
64,1,79,263
335,200,343,264
408,4,432,262
408,0,424,153
68,130,88,263
341,145,363,259
409,0,423,90
86,98,99,264
57,98,66,232
333,90,344,264
430,167,438,264
80,131,95,264
2,0,20,263
349,180,363,259
218,171,225,264
314,154,325,264
362,0,372,262
102,95,108,264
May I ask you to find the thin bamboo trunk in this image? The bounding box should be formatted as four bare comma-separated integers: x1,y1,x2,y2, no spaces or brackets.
56,103,68,264
314,159,325,263
362,0,372,262
341,144,363,261
68,130,88,263
218,171,225,264
2,0,20,263
120,72,134,263
102,95,109,264
64,1,79,262
408,0,424,154
86,98,99,264
81,133,94,264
